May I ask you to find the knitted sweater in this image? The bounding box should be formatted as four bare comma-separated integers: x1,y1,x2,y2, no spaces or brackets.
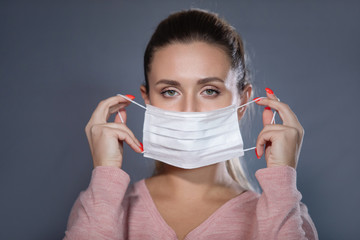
64,166,318,239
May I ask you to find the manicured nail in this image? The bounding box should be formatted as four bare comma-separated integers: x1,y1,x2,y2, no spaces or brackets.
255,148,260,159
253,97,261,102
139,142,144,152
125,94,135,100
265,88,274,95
265,106,271,110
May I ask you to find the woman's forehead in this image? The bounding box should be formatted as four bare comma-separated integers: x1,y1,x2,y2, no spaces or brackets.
148,42,232,83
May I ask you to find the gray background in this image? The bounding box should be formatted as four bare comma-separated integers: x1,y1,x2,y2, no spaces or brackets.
1,0,359,239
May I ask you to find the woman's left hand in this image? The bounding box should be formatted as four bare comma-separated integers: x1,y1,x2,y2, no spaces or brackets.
254,88,304,169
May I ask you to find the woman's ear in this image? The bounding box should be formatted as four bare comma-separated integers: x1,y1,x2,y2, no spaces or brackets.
140,85,150,105
237,84,252,120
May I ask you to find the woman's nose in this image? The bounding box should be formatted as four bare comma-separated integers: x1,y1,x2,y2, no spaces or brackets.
181,96,199,112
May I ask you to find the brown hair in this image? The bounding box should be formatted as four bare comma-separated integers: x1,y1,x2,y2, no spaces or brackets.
144,9,249,94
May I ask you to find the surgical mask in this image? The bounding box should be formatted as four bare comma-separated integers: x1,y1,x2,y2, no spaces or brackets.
117,94,275,169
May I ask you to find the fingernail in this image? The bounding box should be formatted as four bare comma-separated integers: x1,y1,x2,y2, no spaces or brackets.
265,88,274,95
255,148,260,159
125,94,135,100
253,97,261,102
139,142,144,152
265,106,271,110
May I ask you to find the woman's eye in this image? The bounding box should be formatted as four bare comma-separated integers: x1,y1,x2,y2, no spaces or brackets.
162,89,179,97
202,89,219,96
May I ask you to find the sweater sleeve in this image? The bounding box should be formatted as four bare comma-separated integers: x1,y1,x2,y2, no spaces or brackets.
64,166,130,240
255,166,318,240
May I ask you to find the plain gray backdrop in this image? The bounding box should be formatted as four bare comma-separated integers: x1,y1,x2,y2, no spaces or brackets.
1,0,359,239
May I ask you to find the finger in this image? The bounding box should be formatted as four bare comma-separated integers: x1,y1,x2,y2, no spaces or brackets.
105,122,142,148
254,97,299,127
263,107,273,126
91,95,135,124
255,125,285,157
262,88,277,126
265,87,278,101
255,131,273,159
255,124,301,158
105,126,143,153
109,103,125,115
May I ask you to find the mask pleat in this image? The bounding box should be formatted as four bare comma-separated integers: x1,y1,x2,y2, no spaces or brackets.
117,94,264,169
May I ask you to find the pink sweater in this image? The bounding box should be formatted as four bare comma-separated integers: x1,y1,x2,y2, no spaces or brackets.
64,166,318,239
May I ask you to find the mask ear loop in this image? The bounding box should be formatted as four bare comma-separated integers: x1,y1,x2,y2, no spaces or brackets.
236,97,266,111
116,94,147,123
269,97,280,124
271,111,276,124
236,97,277,153
117,111,125,123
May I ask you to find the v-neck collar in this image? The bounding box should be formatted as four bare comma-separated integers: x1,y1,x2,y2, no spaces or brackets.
137,179,253,239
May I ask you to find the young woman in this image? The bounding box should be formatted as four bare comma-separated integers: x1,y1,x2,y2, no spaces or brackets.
64,9,318,240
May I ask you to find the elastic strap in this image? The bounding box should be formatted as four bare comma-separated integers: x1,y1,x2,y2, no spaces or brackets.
237,97,278,152
236,97,266,110
116,94,147,123
117,94,147,109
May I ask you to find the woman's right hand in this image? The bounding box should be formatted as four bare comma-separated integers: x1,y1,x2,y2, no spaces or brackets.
85,95,143,168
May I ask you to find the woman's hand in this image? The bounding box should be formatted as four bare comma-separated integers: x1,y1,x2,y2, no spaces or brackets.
85,95,143,168
254,88,304,169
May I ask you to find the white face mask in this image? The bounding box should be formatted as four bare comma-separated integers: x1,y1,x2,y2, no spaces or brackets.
117,94,274,169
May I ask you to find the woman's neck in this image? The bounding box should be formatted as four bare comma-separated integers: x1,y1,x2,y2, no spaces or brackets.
146,162,244,201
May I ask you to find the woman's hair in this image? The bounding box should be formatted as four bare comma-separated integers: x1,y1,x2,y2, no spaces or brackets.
143,9,254,191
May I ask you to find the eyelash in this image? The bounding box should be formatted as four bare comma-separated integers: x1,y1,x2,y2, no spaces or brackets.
201,88,220,96
160,89,178,97
160,87,221,97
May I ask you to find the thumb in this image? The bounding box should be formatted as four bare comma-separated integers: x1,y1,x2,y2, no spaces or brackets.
115,108,127,123
262,107,273,126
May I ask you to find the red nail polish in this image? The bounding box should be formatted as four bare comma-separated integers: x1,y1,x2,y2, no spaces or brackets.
255,148,260,159
265,88,274,95
265,106,271,110
253,97,261,102
139,142,144,152
125,94,135,100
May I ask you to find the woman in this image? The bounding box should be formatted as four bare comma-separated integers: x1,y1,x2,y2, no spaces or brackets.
64,9,318,239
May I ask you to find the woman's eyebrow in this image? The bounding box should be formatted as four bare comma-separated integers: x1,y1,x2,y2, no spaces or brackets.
155,79,180,86
155,77,224,86
197,77,224,84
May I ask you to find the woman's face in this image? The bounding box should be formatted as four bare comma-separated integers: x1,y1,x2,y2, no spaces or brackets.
141,41,248,113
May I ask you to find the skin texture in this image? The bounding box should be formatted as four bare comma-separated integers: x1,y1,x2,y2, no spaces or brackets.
85,97,143,168
84,41,304,239
256,93,304,169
